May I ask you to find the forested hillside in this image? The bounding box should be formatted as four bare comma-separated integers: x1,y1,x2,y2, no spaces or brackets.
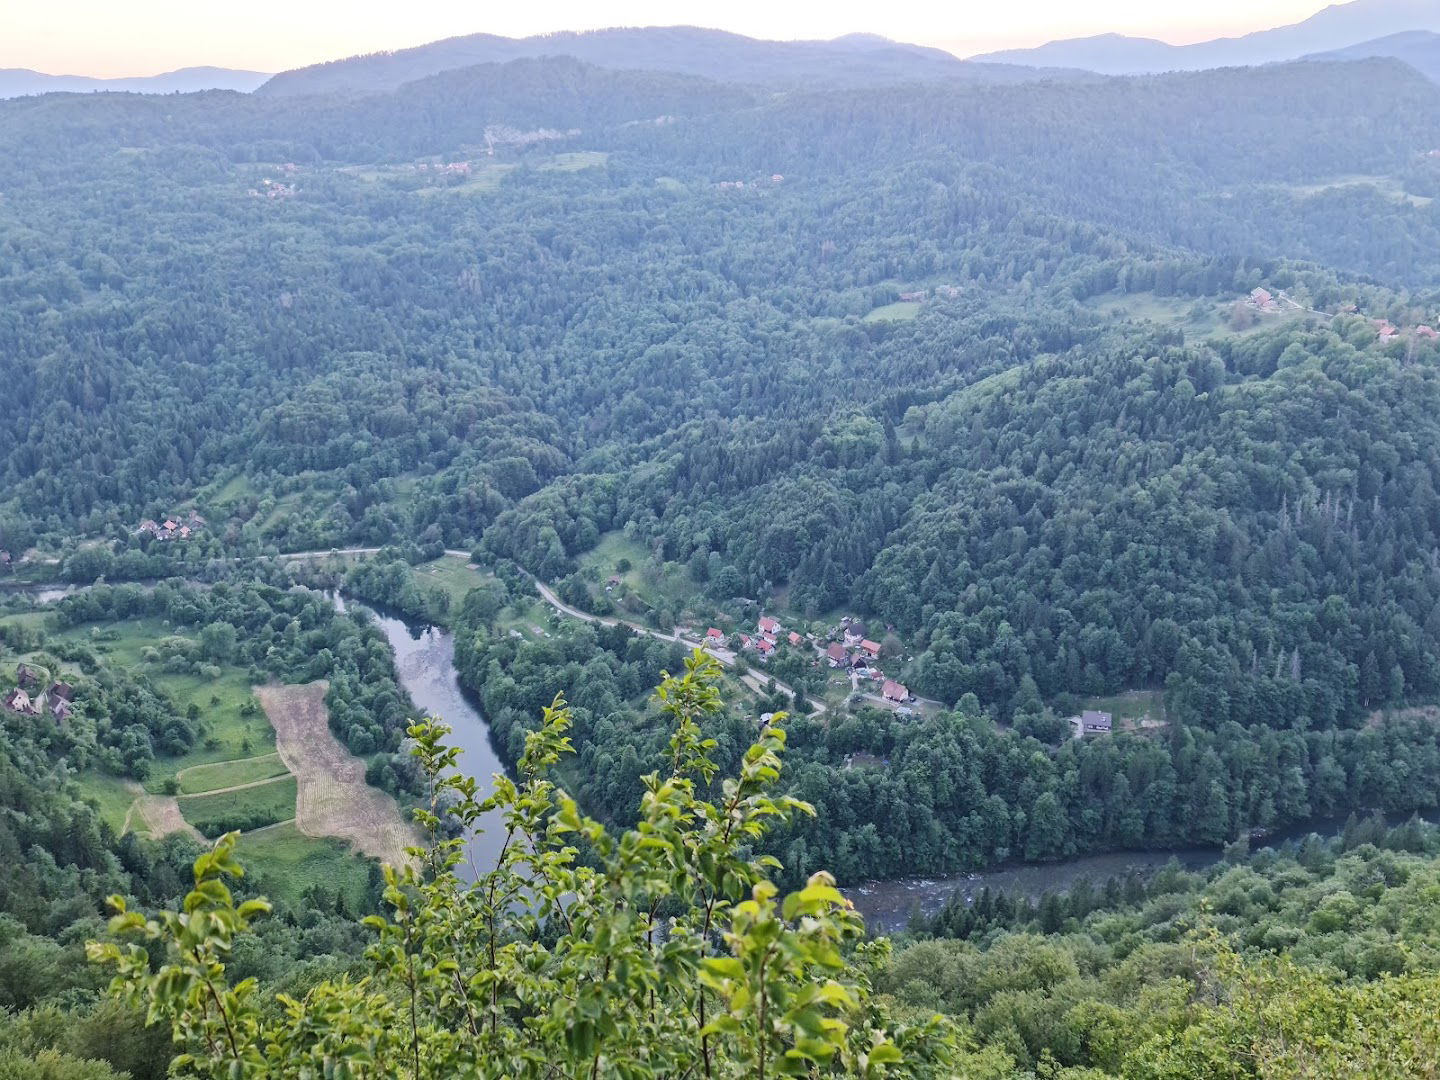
9,40,1440,1075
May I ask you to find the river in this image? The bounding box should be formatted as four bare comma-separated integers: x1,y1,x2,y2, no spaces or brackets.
340,597,511,879
343,596,1440,931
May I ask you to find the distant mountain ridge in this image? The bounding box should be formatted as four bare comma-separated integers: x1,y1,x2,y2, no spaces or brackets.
1306,29,1440,83
256,25,1088,98
0,66,271,99
972,0,1440,74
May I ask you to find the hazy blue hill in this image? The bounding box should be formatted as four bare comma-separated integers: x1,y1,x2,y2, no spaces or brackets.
973,0,1440,73
0,65,270,98
1306,29,1440,83
0,56,756,166
255,24,1084,97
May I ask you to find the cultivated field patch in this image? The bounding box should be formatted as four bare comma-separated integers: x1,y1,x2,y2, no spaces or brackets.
126,792,204,843
178,775,298,838
178,752,288,794
256,681,417,867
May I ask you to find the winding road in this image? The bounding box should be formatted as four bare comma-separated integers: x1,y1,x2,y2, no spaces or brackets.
524,575,827,717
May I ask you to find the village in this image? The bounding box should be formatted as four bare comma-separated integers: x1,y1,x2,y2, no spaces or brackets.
705,612,918,712
136,509,206,542
1245,286,1440,344
3,662,75,720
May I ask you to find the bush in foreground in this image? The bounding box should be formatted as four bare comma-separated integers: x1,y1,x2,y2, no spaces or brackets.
89,653,979,1078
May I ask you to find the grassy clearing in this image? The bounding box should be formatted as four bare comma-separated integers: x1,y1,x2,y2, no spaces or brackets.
1079,290,1305,341
576,531,702,623
655,176,686,192
178,774,297,838
409,553,490,617
207,473,255,505
143,667,274,788
538,151,609,172
1079,689,1167,729
237,823,373,911
863,301,921,323
34,614,276,783
178,752,288,794
76,771,140,834
1284,174,1432,208
0,611,52,633
416,165,516,196
494,597,553,641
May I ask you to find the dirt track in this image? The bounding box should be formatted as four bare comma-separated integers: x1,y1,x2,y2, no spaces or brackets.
255,681,417,868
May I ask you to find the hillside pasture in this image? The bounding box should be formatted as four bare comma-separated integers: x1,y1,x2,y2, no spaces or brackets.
256,681,417,867
178,774,298,838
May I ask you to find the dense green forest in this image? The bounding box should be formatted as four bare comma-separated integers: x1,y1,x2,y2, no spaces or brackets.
9,35,1440,1075
446,590,1440,884
72,667,1440,1077
5,44,1440,879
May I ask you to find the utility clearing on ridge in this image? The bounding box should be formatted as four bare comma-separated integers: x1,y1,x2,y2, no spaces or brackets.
255,681,417,868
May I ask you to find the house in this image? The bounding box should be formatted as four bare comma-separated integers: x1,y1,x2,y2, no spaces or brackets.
706,628,725,647
860,639,882,660
843,623,866,646
1374,319,1399,342
48,682,74,703
1081,710,1112,734
739,635,752,650
770,174,784,183
788,631,803,647
4,688,35,715
756,638,775,659
882,679,909,703
757,616,781,637
51,698,72,721
1249,288,1278,312
138,519,159,537
15,664,37,689
1416,325,1440,341
898,290,928,302
825,643,849,667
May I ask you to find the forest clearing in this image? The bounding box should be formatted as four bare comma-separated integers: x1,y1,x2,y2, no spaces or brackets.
256,681,418,868
122,788,203,843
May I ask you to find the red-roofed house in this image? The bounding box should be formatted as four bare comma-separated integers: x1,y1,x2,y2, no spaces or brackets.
788,632,803,647
757,616,780,636
825,643,848,667
1416,325,1439,341
756,638,775,658
882,679,909,703
4,688,36,715
739,635,752,650
860,639,882,659
706,628,725,647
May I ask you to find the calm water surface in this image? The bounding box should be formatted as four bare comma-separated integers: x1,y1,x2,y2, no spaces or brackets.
339,596,511,879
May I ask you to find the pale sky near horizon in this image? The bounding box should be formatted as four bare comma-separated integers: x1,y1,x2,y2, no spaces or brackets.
4,0,1337,78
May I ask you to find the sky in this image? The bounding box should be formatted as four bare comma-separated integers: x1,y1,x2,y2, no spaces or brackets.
3,0,1336,78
